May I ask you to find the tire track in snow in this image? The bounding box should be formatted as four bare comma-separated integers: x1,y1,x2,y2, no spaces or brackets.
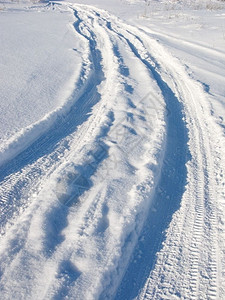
0,4,166,299
81,8,223,299
0,4,106,234
0,3,120,288
124,25,222,299
84,11,189,299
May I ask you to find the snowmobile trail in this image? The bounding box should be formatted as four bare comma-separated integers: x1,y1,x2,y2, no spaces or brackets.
0,3,225,300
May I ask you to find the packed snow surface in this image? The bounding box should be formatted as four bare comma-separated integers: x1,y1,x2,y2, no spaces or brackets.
0,0,225,299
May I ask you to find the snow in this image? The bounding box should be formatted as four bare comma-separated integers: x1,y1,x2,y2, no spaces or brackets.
135,7,225,133
0,3,83,165
0,0,225,299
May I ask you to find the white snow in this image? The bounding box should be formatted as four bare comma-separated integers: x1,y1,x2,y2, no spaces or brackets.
0,2,83,165
0,0,225,299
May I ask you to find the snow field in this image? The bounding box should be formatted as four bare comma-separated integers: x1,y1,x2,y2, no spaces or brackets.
0,1,225,299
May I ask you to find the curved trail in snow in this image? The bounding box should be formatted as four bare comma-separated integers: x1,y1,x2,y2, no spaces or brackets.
0,3,225,299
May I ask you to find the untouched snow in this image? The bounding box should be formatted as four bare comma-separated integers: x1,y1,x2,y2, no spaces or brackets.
0,0,225,299
0,3,83,165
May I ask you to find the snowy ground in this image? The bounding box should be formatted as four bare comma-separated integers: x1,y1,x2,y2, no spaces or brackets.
0,0,225,299
0,2,83,165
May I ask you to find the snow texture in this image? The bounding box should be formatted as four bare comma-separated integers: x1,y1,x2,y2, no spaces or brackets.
0,0,225,299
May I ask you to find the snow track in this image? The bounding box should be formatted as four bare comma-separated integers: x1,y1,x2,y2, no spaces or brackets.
0,3,225,300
